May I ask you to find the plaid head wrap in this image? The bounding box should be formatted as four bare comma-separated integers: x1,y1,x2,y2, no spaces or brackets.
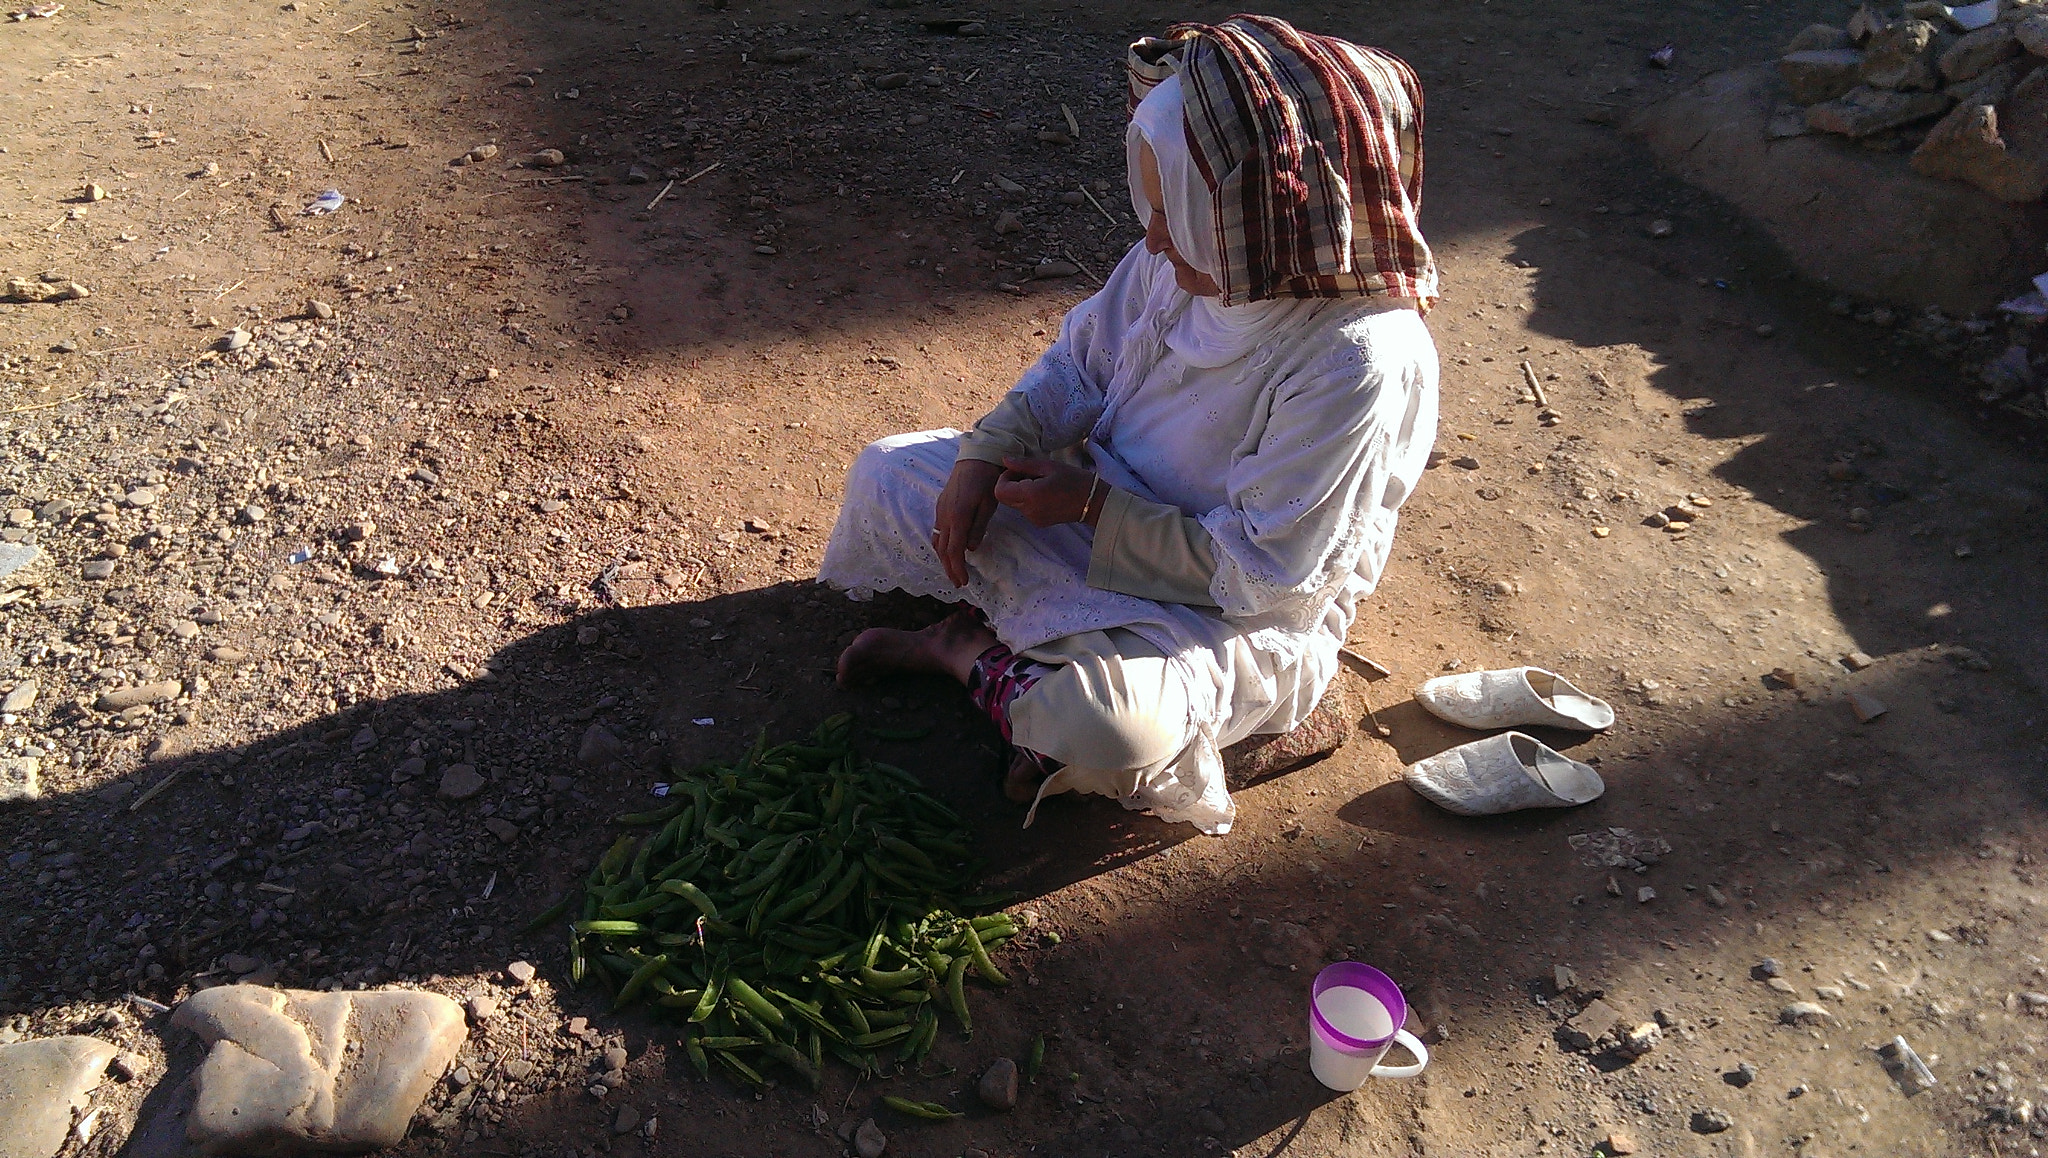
1127,15,1437,308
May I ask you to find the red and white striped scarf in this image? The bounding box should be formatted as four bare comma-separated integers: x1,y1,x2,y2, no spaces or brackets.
1128,15,1437,308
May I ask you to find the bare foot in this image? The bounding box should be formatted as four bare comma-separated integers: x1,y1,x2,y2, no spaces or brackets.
1002,749,1049,804
836,611,998,688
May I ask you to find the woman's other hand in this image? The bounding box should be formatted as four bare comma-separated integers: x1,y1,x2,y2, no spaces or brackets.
933,458,1004,587
994,456,1098,528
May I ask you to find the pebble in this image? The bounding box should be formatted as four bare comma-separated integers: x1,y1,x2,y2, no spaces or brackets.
1057,190,1086,205
86,183,107,201
1755,324,1775,338
993,211,1021,235
1753,957,1783,979
1036,129,1074,145
96,681,181,712
239,504,267,524
505,960,536,985
1636,886,1656,903
1725,1061,1757,1087
612,1106,639,1134
343,520,376,543
503,1059,534,1081
529,148,566,168
1,681,39,714
207,646,249,663
538,499,565,513
854,1118,887,1158
1690,1109,1732,1134
308,299,334,319
1842,650,1874,670
465,994,499,1021
979,1056,1019,1110
1031,259,1080,280
437,764,486,800
1766,977,1798,994
1604,1132,1637,1156
603,1045,629,1072
1848,692,1888,723
1780,1002,1830,1026
875,72,911,90
110,1051,147,1082
994,175,1026,193
124,488,157,507
1646,219,1674,238
766,46,815,63
171,619,200,640
1815,985,1845,1001
81,560,117,580
223,327,252,352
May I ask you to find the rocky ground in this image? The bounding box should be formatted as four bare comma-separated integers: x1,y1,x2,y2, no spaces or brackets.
3,0,2048,1157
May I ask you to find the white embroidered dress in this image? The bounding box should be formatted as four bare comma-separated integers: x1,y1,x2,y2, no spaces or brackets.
820,242,1438,832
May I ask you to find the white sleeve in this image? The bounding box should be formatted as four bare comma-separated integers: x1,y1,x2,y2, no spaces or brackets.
1196,318,1438,626
962,244,1161,457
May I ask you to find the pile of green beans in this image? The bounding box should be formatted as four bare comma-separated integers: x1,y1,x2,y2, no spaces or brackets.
528,713,1017,1091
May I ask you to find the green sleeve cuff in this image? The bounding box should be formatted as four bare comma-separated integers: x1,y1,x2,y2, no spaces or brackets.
1085,487,1221,607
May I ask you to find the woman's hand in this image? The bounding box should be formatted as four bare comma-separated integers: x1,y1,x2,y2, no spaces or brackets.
933,458,1004,587
994,456,1099,528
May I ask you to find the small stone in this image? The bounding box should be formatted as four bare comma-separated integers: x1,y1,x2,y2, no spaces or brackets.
411,467,441,486
978,1056,1019,1110
1617,1022,1662,1059
1553,964,1578,994
125,487,158,507
1753,957,1783,979
1848,692,1888,723
612,1105,639,1134
81,559,117,580
1646,219,1674,239
437,764,486,800
342,520,376,543
170,619,200,640
1560,999,1621,1051
1602,1131,1638,1156
1031,259,1080,280
207,646,249,663
529,148,566,167
1806,86,1951,137
855,1117,887,1158
111,1051,147,1082
1767,977,1799,993
484,818,519,843
1725,1061,1758,1087
765,46,815,64
1861,19,1941,90
1036,129,1074,145
1451,455,1481,470
1815,985,1845,1001
0,1036,118,1158
223,327,252,352
239,504,267,524
1706,884,1728,907
1779,49,1866,103
96,681,182,712
85,183,107,201
1690,1108,1734,1134
1755,323,1775,338
994,175,1026,193
308,299,334,319
506,961,536,985
1,681,39,713
1636,886,1656,903
502,1059,534,1081
1910,102,2047,202
875,72,912,91
993,210,1022,235
0,757,41,803
1780,1002,1831,1026
465,994,499,1022
1927,928,1954,943
603,1045,628,1072
578,724,624,768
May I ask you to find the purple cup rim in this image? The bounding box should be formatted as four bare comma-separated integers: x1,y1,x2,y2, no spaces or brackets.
1310,962,1407,1051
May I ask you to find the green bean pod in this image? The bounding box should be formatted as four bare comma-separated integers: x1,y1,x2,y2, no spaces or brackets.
1025,1033,1045,1083
724,975,786,1030
944,953,972,1036
881,1095,962,1121
613,952,668,1009
961,922,1009,986
656,879,721,920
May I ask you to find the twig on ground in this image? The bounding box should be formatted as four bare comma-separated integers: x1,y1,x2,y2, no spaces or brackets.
643,179,675,210
1077,185,1118,226
0,392,84,416
1520,360,1549,405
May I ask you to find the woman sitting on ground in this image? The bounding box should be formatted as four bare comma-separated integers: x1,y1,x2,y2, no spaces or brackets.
818,15,1440,834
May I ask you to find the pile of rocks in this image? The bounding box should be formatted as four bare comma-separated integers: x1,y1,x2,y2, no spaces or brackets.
1776,0,2048,200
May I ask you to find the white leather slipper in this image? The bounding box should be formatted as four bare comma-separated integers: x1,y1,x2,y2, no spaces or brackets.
1414,667,1615,732
1402,732,1605,816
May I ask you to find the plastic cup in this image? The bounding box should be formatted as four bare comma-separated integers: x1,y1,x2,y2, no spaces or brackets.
1308,962,1430,1092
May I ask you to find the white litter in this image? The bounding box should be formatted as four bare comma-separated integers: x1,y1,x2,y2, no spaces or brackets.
692,717,715,727
1946,0,2000,30
302,189,346,215
651,783,671,797
1997,291,2048,318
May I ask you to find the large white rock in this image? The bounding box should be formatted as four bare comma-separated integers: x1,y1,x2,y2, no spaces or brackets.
172,986,465,1155
0,1036,117,1158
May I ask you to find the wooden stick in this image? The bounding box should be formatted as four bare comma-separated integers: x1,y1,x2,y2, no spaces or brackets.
319,139,334,163
1077,184,1118,226
338,19,368,33
1061,102,1081,139
643,179,675,210
0,392,84,416
1061,249,1100,286
1337,646,1392,681
1520,360,1548,405
128,765,189,812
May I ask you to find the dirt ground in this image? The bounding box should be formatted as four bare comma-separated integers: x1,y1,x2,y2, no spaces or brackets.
5,0,2048,1156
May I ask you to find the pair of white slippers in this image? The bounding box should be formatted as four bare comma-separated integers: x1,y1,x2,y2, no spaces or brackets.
1402,667,1614,817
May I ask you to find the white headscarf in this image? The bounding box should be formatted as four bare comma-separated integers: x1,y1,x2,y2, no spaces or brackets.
1125,72,1302,368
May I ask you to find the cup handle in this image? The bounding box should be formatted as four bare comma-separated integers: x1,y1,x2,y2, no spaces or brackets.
1370,1029,1429,1078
